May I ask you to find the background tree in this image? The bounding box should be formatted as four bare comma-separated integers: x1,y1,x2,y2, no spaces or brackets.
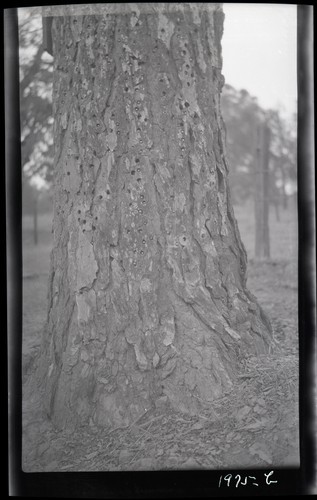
221,84,297,260
19,9,54,243
37,4,272,431
221,85,263,204
221,84,297,211
267,109,297,213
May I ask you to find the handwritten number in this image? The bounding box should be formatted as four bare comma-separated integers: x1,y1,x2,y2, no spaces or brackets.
219,470,276,488
235,475,241,488
224,474,232,487
264,471,277,485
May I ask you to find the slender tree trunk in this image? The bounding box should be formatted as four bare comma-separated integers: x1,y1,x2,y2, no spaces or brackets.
255,121,270,259
274,198,280,222
33,192,38,245
281,164,288,210
38,4,272,431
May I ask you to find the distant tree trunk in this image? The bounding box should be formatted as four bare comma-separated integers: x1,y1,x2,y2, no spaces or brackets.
281,164,288,210
269,171,280,222
33,191,38,245
274,199,280,222
255,121,270,259
38,4,272,431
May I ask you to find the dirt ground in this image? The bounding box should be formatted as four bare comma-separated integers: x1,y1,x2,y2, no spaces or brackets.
21,201,299,472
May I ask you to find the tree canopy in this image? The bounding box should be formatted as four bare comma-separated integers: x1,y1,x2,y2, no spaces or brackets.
19,9,54,188
221,84,297,206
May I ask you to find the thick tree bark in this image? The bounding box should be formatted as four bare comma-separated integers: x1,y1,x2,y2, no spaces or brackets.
38,3,272,431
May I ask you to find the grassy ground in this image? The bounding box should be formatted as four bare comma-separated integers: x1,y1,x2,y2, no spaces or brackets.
22,201,299,471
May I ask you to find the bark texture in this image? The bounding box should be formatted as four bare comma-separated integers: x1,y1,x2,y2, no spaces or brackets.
39,3,272,430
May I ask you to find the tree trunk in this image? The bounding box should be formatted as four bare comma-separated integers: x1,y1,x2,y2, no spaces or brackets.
281,163,288,210
274,198,280,222
33,192,38,245
38,4,272,431
255,121,270,259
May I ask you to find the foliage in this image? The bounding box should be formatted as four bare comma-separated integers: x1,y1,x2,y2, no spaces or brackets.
22,171,53,215
18,9,54,190
221,84,297,206
267,109,297,207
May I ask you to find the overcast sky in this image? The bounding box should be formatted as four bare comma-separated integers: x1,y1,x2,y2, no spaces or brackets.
222,3,297,118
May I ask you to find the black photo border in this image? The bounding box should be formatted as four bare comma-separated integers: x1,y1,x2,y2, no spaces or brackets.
5,1,315,497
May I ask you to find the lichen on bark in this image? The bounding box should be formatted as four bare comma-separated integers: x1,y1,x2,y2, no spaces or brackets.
38,3,272,431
